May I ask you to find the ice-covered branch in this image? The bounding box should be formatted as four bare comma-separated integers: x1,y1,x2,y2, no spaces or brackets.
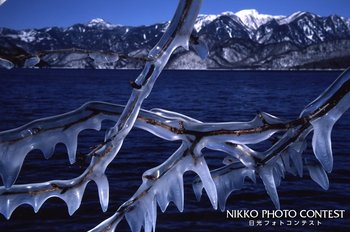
1,67,349,221
0,0,205,227
0,102,117,189
0,103,284,219
1,68,350,228
1,0,350,229
90,141,217,232
0,0,202,189
0,101,293,192
194,68,350,210
93,65,350,229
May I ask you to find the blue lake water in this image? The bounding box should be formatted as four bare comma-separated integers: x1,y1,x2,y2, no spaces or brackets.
0,69,349,232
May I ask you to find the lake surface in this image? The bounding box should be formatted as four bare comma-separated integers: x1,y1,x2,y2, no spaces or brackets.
0,69,349,232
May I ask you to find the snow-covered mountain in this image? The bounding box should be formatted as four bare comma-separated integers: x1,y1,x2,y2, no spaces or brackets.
234,9,283,30
86,18,120,29
195,10,283,32
1,10,350,69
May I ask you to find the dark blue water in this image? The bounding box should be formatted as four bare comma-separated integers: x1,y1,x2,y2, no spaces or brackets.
0,69,349,232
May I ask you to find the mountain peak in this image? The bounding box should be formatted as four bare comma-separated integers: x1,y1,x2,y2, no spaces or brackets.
195,9,286,32
87,18,118,28
89,18,106,24
235,9,260,17
195,14,219,31
235,9,284,30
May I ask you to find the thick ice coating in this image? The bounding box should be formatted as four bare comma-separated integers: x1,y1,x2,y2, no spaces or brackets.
1,0,350,231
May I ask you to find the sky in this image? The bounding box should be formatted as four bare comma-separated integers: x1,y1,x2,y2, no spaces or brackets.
0,0,350,29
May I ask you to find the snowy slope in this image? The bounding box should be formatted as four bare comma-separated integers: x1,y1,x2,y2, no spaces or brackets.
235,9,284,30
1,9,350,69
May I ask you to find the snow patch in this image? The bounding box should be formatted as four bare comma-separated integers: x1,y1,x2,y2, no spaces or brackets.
235,9,284,30
87,18,119,29
195,9,285,32
19,30,37,43
277,11,316,25
194,14,219,31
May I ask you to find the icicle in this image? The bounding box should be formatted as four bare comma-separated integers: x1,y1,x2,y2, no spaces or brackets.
125,203,145,232
62,182,88,216
148,165,179,213
288,146,304,177
193,162,255,211
94,174,110,212
263,127,309,179
0,135,122,220
0,169,107,219
301,69,350,172
0,57,14,69
24,56,40,68
0,99,285,189
307,161,329,190
141,197,157,232
205,142,257,167
192,156,217,209
280,151,296,175
0,102,121,188
258,165,280,209
273,157,285,182
94,139,217,232
63,134,78,164
41,142,55,159
0,152,22,189
311,117,334,173
135,143,217,211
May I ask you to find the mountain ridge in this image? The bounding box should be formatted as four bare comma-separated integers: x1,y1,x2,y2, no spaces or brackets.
0,10,349,69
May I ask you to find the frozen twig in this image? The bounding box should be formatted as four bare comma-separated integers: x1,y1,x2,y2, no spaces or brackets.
1,0,350,230
0,68,348,229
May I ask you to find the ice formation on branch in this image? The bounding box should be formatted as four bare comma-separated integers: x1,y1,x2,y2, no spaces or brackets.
1,0,350,231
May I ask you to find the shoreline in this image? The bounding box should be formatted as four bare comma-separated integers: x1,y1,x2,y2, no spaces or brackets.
0,67,346,72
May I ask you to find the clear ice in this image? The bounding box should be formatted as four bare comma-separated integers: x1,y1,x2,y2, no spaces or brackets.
0,57,14,69
1,0,350,231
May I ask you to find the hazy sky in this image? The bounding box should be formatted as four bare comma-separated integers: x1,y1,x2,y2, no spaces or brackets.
0,0,349,29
